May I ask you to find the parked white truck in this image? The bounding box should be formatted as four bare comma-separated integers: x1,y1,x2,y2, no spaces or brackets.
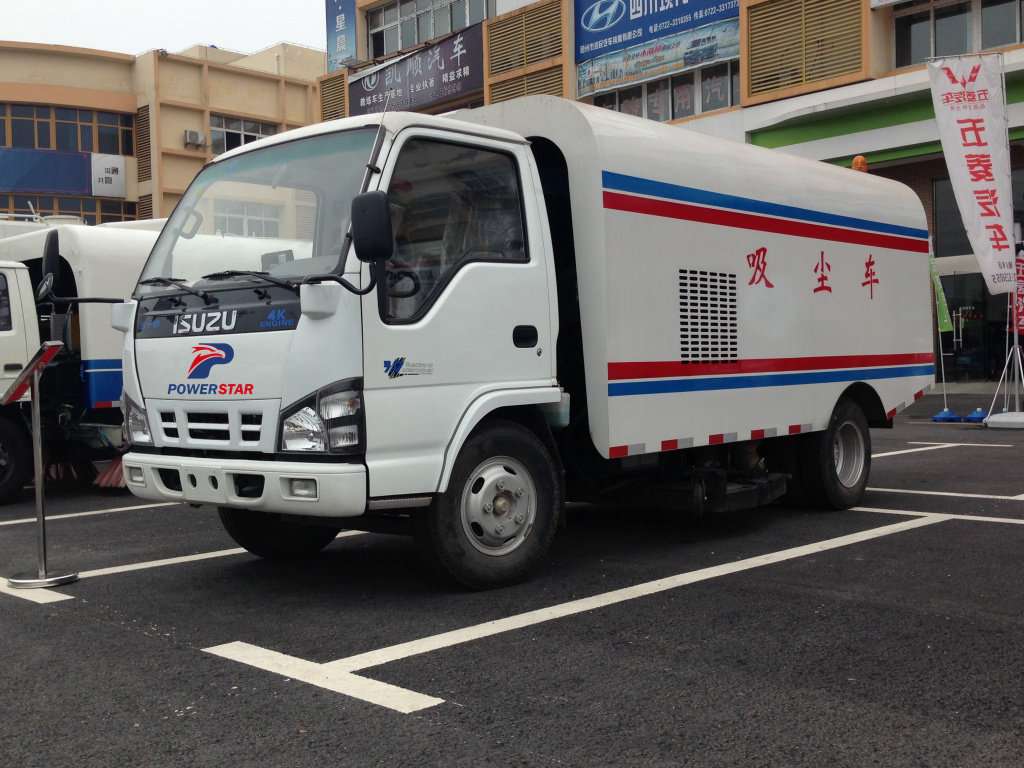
114,96,934,588
0,222,160,502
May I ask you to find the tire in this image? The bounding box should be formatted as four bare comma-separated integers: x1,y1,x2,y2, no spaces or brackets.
415,420,562,590
800,398,871,510
0,416,32,505
217,507,342,559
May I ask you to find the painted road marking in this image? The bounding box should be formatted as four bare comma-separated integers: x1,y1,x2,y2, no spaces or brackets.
0,531,365,602
204,515,944,713
854,507,1024,525
0,578,75,603
0,501,180,527
867,487,1024,501
873,441,1013,458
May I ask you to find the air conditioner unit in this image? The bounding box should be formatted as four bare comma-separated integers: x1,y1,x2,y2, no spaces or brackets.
183,130,205,147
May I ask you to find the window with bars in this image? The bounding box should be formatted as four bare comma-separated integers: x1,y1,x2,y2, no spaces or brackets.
367,0,494,58
0,195,137,225
0,104,134,155
593,61,740,121
209,115,277,156
895,0,1024,68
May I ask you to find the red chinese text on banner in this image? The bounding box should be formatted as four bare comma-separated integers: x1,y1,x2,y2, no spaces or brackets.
928,56,1015,295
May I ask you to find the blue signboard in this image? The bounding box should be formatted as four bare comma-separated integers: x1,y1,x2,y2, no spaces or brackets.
575,0,738,63
0,148,91,195
327,0,358,73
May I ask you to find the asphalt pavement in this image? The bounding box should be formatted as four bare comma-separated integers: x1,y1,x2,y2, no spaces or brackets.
1,398,1022,767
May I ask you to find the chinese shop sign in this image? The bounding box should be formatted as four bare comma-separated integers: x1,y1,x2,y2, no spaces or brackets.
348,24,483,116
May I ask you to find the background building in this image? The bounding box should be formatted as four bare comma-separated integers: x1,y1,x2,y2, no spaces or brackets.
319,0,1024,383
0,40,325,224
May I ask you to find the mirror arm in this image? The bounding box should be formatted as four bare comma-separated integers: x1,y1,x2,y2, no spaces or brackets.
301,271,377,296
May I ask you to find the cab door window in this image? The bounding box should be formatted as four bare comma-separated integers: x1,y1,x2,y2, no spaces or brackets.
383,138,526,322
0,274,12,332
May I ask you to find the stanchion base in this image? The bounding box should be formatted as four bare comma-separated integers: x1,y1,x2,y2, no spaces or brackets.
985,411,1024,429
6,571,79,589
963,408,988,423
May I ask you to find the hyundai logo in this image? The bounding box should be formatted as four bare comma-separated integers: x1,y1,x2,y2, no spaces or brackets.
581,0,626,33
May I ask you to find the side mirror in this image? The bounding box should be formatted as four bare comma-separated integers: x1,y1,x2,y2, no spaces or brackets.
34,273,54,303
351,191,394,263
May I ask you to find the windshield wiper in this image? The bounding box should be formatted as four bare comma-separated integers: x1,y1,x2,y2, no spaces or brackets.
138,277,214,305
201,270,300,294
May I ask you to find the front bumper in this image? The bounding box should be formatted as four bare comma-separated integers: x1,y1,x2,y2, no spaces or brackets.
122,452,367,517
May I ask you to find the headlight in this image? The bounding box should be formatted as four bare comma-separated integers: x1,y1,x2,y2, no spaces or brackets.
279,379,363,454
280,406,326,452
122,393,152,445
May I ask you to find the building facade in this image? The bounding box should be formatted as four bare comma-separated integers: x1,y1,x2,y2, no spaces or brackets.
0,41,325,225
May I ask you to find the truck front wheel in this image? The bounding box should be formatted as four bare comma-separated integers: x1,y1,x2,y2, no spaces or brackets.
217,508,342,559
415,420,562,589
0,416,31,505
801,398,871,510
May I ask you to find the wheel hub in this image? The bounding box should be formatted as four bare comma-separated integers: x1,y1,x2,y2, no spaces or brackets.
460,456,536,556
833,420,865,489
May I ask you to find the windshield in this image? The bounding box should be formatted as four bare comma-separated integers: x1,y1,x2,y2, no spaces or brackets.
137,128,376,295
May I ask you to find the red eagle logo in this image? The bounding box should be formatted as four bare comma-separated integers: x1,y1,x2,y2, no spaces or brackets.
942,64,981,88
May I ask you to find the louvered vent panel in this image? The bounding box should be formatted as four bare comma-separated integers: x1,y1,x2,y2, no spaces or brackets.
803,0,861,83
489,16,527,76
136,105,151,183
679,270,738,363
139,194,153,220
526,66,563,97
321,74,347,121
748,0,862,97
489,1,561,76
524,2,562,65
490,77,528,104
490,66,563,104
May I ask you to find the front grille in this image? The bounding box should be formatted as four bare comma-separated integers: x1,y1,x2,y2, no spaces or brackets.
156,404,268,449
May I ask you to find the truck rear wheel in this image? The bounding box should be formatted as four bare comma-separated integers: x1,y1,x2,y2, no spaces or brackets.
415,420,561,590
801,398,871,510
0,416,31,505
217,507,342,559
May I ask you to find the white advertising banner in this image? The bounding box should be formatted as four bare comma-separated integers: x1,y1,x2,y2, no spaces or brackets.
928,55,1015,294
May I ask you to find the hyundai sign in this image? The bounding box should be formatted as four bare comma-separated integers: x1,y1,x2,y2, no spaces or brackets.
575,0,738,62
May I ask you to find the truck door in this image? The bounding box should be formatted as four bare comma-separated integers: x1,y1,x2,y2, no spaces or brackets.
0,269,31,393
361,131,556,497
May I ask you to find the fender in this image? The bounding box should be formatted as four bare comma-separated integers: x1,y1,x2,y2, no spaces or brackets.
435,385,562,494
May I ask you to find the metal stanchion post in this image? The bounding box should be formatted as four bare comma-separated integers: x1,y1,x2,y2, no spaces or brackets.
6,344,78,588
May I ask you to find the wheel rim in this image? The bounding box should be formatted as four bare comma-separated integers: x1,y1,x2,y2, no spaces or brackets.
459,455,537,557
0,440,12,484
833,419,866,489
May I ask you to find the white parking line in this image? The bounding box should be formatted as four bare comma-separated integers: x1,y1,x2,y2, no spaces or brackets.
866,487,1024,501
0,502,180,527
854,507,1024,525
1,531,365,601
872,441,1013,458
204,515,945,713
0,579,75,603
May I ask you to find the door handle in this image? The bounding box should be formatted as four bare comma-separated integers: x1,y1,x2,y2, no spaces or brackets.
513,325,538,348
